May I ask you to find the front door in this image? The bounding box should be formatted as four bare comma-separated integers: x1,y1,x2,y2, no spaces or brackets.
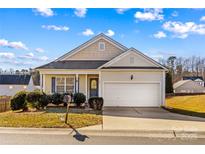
89,78,98,97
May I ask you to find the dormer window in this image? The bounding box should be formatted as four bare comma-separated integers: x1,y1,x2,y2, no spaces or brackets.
98,42,105,51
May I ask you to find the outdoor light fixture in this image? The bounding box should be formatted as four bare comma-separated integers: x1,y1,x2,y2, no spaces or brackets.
131,75,133,80
23,86,27,89
9,85,13,89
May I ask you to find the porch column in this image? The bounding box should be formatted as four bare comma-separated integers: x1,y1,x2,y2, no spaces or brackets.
85,74,88,99
98,72,101,97
40,73,42,91
75,74,79,93
42,74,46,92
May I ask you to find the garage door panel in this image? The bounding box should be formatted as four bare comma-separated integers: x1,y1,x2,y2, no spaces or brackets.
104,83,160,107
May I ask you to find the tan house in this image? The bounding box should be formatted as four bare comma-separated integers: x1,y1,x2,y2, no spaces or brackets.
36,33,168,107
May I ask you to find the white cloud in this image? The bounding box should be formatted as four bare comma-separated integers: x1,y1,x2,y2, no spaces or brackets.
153,31,167,39
0,52,15,59
162,21,205,39
35,48,44,53
0,39,8,46
39,56,49,61
200,16,205,21
0,39,28,50
0,60,33,66
19,52,34,59
42,25,69,31
171,11,178,17
9,41,28,50
33,8,54,17
134,8,164,21
82,29,94,36
18,53,49,61
74,8,87,18
116,8,130,14
105,29,115,37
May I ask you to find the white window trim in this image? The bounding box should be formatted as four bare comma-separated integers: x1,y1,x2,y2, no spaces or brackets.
98,42,105,51
55,76,75,94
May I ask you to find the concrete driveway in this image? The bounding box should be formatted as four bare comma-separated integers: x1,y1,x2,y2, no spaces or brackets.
102,107,205,132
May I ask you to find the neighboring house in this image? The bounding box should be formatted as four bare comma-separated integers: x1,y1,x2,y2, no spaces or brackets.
36,33,168,107
183,76,205,87
173,80,205,93
0,74,37,96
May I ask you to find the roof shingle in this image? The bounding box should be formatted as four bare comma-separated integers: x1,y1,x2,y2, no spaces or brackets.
0,75,31,85
36,60,109,69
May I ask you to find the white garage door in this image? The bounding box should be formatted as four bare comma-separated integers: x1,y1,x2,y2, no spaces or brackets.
103,82,160,107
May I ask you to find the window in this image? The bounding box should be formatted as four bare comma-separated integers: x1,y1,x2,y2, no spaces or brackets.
130,57,134,64
98,42,105,51
91,80,97,89
66,77,75,93
56,77,65,94
56,76,75,94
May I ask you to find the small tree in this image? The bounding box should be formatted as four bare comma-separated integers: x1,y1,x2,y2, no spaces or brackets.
166,72,173,94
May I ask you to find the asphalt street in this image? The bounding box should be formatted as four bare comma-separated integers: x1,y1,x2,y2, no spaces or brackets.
0,133,205,145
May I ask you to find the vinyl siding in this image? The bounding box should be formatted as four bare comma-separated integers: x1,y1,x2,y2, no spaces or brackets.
64,39,124,61
110,52,157,67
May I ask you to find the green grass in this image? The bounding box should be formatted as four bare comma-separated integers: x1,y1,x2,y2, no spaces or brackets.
0,108,102,128
166,95,205,113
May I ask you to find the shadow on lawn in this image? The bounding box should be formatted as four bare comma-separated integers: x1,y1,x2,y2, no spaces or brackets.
66,122,89,142
46,106,102,115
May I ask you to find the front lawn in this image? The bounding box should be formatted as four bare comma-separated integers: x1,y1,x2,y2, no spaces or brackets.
0,108,102,128
165,95,205,113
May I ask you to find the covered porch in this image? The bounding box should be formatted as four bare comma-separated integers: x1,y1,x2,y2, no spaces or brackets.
40,70,101,99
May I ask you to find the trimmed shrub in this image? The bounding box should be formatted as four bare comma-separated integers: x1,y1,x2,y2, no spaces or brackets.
39,94,51,108
88,97,104,110
26,91,42,109
73,93,86,107
10,91,27,111
51,93,64,105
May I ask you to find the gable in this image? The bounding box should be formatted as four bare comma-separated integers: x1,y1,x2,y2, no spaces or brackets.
62,38,125,61
109,52,157,67
100,49,167,70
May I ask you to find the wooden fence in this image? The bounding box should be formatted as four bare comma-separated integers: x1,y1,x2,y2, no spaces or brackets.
0,96,11,112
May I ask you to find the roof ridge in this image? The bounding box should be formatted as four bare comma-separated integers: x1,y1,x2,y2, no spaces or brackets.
54,33,128,62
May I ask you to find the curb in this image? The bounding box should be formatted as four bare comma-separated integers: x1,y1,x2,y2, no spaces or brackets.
1,127,205,138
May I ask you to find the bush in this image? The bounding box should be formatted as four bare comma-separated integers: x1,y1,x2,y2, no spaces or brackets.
88,97,104,110
26,91,42,109
39,94,51,108
51,93,64,105
73,93,86,107
10,91,27,111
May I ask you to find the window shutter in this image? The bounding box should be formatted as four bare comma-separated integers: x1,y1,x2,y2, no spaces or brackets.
51,77,56,93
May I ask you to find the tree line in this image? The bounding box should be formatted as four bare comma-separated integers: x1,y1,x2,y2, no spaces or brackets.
159,56,205,83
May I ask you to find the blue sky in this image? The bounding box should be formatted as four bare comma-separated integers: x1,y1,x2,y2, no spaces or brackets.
0,8,205,69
